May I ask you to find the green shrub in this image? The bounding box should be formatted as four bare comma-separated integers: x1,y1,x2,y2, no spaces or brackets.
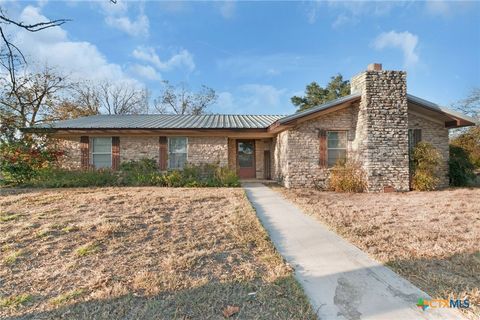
31,169,118,188
119,159,163,186
450,126,480,169
449,145,475,186
10,159,239,188
327,160,367,193
411,142,441,191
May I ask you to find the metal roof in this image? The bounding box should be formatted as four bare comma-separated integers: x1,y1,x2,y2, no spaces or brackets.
407,94,477,124
37,114,286,130
276,93,361,125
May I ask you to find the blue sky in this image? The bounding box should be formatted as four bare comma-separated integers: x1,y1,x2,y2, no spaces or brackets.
5,0,480,115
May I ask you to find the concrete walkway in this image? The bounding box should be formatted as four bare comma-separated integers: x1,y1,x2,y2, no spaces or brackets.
243,183,465,320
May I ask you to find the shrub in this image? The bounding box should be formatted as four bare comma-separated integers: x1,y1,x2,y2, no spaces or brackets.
18,161,240,188
411,142,441,191
449,145,475,186
450,126,480,169
327,160,367,193
31,168,118,188
0,140,62,185
119,159,163,186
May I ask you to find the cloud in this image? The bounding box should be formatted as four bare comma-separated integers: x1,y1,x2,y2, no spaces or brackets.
217,1,236,19
105,14,149,37
217,53,323,78
129,64,161,80
213,84,290,114
100,1,149,37
373,31,419,67
424,0,473,17
132,46,195,72
13,6,139,85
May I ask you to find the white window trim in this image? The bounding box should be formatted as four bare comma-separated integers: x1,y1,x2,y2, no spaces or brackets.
326,130,348,168
90,137,113,169
167,137,188,170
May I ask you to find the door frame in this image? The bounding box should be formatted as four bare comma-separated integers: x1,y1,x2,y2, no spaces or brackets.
236,139,256,179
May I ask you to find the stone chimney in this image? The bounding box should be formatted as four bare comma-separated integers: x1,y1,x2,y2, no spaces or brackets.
351,63,410,192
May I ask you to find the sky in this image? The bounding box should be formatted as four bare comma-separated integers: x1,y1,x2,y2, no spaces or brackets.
3,0,480,115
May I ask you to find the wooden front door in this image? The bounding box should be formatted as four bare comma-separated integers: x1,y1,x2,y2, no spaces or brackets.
237,140,255,179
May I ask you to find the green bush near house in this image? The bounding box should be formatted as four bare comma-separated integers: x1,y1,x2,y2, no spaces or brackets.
13,159,240,188
449,145,476,186
411,142,441,191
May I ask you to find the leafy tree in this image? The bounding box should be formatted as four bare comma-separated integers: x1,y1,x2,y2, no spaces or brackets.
450,126,480,169
154,81,217,115
291,74,350,112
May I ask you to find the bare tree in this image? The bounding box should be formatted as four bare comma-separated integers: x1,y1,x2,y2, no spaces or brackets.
0,65,70,128
154,81,217,115
452,87,480,121
98,81,148,115
0,8,69,93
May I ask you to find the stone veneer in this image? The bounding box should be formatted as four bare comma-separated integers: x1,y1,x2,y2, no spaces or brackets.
351,69,410,192
187,136,228,167
408,112,449,187
120,136,160,163
273,107,358,188
56,137,82,169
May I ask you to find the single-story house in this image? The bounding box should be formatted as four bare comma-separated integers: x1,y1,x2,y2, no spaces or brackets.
27,63,476,191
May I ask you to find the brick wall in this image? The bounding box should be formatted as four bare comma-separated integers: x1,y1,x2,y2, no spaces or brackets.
120,137,160,163
187,136,228,167
56,138,82,169
408,112,449,187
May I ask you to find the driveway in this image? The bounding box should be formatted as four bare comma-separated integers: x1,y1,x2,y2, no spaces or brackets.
243,183,466,320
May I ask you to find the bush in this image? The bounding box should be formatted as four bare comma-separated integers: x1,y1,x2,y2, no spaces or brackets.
327,160,367,193
31,169,118,188
0,140,62,185
450,126,480,169
411,142,441,191
449,145,475,186
119,159,163,186
16,160,240,188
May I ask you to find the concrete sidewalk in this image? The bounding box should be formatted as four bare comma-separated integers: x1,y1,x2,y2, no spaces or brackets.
243,183,465,320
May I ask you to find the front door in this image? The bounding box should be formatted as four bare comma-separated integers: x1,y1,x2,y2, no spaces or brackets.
237,140,255,179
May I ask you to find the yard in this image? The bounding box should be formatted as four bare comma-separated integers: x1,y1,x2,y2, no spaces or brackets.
272,186,480,319
0,187,316,319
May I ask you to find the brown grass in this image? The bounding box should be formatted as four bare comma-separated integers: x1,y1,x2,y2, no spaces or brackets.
0,187,316,319
272,186,480,319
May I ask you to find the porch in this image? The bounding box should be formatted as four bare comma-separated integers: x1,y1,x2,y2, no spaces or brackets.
227,138,274,180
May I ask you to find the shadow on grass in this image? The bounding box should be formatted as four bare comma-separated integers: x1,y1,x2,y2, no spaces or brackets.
3,276,316,320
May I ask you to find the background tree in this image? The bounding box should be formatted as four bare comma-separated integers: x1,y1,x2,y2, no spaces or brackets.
291,74,350,112
0,65,69,128
154,81,217,115
452,87,480,122
97,81,148,115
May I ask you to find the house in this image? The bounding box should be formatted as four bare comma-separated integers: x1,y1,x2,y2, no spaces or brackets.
28,63,476,192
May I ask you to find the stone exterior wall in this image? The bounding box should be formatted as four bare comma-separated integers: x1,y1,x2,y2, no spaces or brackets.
408,112,449,187
120,136,160,163
351,70,410,192
187,136,228,167
56,138,82,169
273,107,358,188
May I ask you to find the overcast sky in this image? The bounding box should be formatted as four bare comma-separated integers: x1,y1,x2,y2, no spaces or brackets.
4,0,480,114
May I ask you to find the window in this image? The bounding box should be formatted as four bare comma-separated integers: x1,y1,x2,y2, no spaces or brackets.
327,131,347,167
91,137,112,169
168,137,187,169
408,129,422,153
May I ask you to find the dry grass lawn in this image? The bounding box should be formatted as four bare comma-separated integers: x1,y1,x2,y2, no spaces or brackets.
0,187,316,319
273,186,480,319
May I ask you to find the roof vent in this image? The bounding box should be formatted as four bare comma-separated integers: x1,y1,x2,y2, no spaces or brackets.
367,63,382,71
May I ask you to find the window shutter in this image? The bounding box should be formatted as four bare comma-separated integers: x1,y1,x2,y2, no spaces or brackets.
319,129,327,168
112,137,120,170
159,136,168,170
80,136,89,170
413,129,422,147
